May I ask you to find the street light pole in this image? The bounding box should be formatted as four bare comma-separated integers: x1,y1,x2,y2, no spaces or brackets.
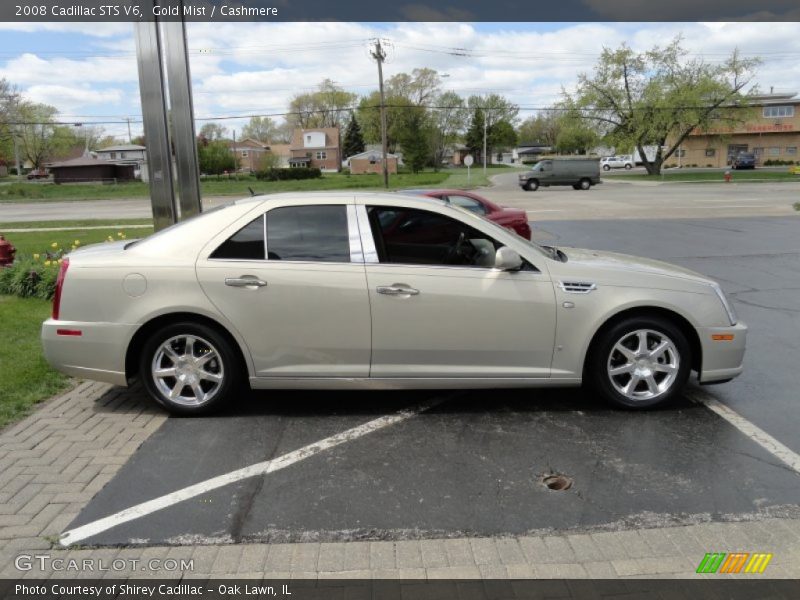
482,109,487,177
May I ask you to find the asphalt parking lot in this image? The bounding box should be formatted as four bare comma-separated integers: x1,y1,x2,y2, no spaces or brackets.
62,214,800,548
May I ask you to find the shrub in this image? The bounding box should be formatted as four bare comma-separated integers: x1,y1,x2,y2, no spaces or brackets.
254,167,322,181
0,258,61,300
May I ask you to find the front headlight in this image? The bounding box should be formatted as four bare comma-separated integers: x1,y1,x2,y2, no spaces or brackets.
710,282,737,325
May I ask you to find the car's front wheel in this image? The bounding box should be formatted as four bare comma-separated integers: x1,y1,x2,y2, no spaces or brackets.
602,164,611,171
139,322,241,415
586,317,691,409
523,179,538,191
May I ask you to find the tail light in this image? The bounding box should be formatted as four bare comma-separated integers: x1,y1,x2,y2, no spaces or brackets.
52,258,70,320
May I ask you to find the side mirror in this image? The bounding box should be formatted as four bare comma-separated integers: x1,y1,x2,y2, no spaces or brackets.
494,246,522,271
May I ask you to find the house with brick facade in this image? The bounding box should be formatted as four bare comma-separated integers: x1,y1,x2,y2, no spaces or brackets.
289,127,341,171
668,91,800,168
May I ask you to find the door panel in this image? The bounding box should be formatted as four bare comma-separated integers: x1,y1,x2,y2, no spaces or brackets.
366,265,556,378
197,261,371,377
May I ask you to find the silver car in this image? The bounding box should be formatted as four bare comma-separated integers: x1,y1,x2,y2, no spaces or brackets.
41,193,746,414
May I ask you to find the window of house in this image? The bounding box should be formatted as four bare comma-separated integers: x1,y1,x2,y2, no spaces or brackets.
266,205,350,262
763,105,795,118
110,152,116,159
675,149,686,157
210,216,264,260
366,206,502,268
769,147,781,156
241,151,248,157
316,151,327,160
705,148,716,157
120,152,126,159
753,147,764,156
306,135,311,143
787,147,798,155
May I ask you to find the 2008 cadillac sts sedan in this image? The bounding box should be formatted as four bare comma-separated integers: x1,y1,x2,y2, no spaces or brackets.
42,193,746,415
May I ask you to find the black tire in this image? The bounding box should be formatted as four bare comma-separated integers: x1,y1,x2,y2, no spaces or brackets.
524,179,538,192
572,184,581,190
625,163,632,170
585,316,692,410
602,164,611,171
139,321,243,416
578,178,591,190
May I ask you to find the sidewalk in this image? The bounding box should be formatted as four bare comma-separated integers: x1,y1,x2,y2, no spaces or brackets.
1,382,798,580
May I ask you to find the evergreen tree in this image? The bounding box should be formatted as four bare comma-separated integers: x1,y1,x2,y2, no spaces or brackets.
465,109,485,162
342,115,365,158
398,108,430,174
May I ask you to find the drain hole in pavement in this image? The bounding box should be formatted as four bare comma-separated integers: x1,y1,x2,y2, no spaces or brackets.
541,474,573,491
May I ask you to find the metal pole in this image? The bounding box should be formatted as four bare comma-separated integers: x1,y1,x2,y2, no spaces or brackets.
163,14,202,220
482,109,487,177
134,17,177,231
372,39,389,189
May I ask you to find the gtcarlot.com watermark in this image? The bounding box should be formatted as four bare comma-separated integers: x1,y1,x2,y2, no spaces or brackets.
15,553,194,573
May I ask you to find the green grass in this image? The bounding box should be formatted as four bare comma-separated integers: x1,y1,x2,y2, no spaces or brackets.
0,295,70,429
7,226,154,257
0,171,461,203
0,218,153,230
604,170,800,182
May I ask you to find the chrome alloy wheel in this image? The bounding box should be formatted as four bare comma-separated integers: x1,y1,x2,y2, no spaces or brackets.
607,329,679,401
151,335,224,406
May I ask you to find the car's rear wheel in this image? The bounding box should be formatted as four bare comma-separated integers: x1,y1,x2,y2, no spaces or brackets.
139,322,240,415
586,317,691,409
602,164,611,171
578,178,591,190
625,163,632,170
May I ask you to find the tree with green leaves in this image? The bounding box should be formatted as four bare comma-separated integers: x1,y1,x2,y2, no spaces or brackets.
429,90,467,170
198,123,228,141
517,111,562,146
565,37,760,174
397,107,431,173
464,94,520,164
288,79,358,130
342,114,365,158
16,103,77,169
197,138,237,175
241,116,278,143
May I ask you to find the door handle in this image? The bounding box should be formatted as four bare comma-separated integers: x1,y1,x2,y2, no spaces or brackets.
225,276,267,288
377,285,419,296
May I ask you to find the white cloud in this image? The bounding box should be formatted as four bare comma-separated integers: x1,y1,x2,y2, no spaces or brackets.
24,84,123,113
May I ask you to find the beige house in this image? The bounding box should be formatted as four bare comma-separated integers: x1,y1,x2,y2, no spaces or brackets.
348,151,399,175
289,127,341,171
669,92,800,168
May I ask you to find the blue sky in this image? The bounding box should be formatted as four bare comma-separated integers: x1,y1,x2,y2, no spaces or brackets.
1,21,798,141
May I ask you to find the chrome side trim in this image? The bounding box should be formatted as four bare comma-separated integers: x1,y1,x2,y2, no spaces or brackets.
355,204,380,264
346,204,365,264
262,213,268,260
558,281,597,294
249,376,581,390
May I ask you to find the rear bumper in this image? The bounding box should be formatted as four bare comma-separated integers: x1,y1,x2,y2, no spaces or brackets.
697,322,747,384
41,319,134,386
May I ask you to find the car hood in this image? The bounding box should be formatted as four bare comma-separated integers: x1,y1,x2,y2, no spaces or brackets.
559,247,713,285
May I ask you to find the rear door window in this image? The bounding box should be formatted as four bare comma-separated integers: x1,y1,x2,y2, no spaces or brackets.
266,205,350,262
210,215,265,260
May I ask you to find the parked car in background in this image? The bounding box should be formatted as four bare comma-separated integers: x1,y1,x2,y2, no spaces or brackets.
26,169,49,180
519,158,601,191
730,153,756,170
42,192,746,415
402,189,531,239
600,156,634,170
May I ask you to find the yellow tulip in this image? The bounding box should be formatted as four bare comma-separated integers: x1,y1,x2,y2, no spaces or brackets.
57,258,63,264
44,260,51,266
74,240,80,246
33,253,40,260
51,242,58,248
71,246,76,251
118,232,124,237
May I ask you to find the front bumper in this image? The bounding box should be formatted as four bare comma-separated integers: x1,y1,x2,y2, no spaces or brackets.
697,321,747,384
41,319,135,386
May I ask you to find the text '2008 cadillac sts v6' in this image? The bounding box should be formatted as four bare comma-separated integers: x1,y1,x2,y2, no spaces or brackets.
42,193,746,415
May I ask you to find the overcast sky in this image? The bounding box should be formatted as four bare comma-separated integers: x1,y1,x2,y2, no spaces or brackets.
1,21,798,140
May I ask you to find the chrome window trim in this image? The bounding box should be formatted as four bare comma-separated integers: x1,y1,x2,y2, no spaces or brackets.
262,212,268,260
346,205,365,264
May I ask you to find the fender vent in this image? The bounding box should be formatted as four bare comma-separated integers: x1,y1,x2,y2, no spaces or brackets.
558,281,597,294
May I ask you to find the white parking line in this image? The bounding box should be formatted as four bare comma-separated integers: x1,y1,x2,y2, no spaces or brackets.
59,396,449,546
689,389,800,474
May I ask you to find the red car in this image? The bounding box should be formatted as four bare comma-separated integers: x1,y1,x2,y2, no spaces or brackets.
403,189,532,240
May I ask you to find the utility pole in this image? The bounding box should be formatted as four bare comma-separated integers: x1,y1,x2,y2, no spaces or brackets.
125,117,133,143
371,39,389,189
